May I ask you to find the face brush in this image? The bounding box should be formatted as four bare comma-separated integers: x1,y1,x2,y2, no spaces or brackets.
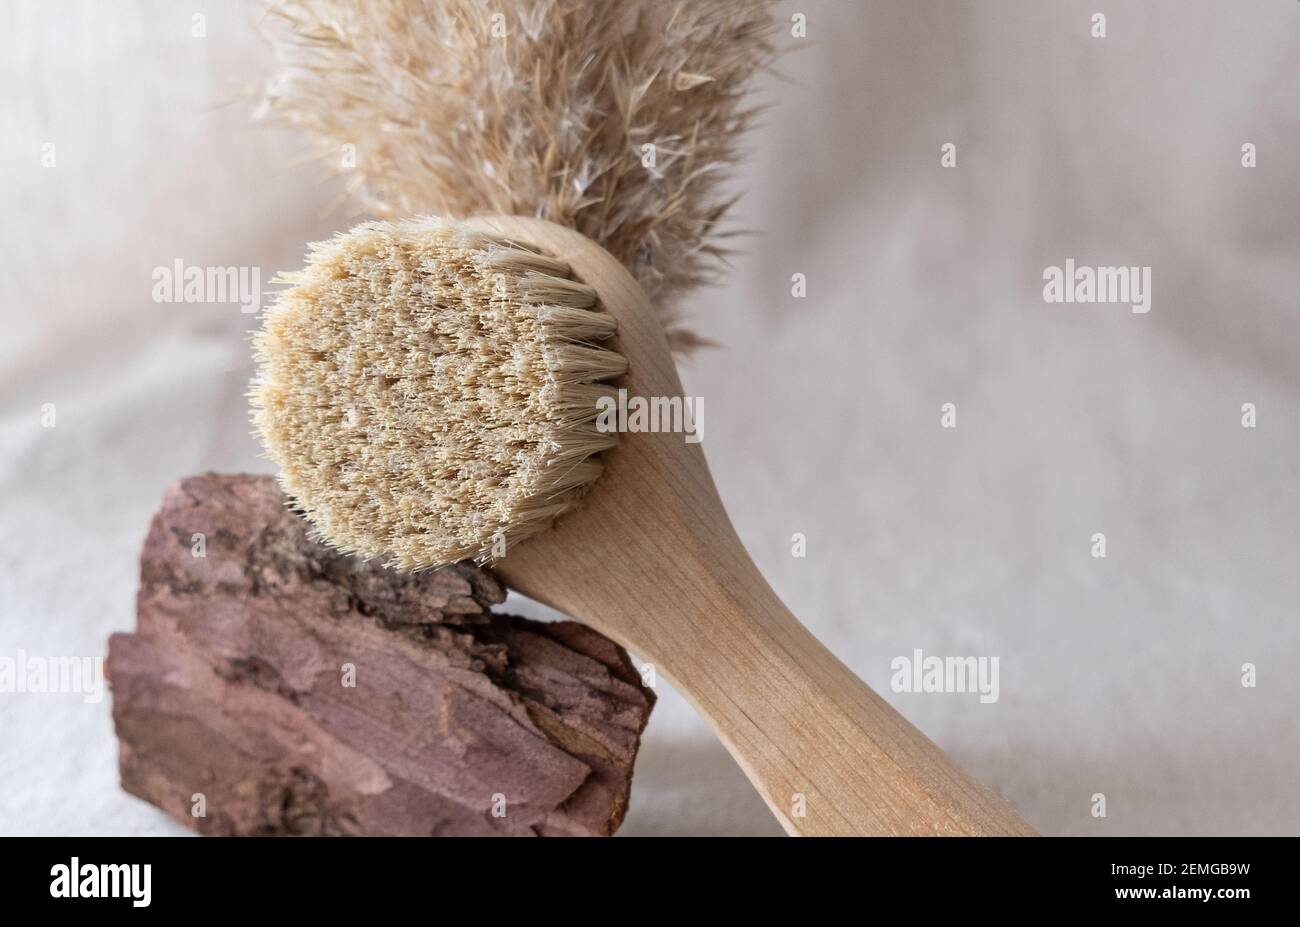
252,214,1036,836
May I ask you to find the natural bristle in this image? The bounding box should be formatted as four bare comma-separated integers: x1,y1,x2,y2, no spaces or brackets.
251,217,626,570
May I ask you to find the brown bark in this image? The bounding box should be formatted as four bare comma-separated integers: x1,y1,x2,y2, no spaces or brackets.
107,474,654,836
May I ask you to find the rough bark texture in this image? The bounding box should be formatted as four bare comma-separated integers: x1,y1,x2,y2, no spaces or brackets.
107,474,654,836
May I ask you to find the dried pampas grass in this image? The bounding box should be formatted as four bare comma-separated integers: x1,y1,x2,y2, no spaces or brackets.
255,0,778,351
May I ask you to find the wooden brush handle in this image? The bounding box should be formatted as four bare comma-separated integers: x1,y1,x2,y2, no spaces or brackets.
501,493,1035,836
633,551,1036,836
468,215,1034,836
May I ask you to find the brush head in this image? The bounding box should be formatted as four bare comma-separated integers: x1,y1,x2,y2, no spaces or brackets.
251,217,627,570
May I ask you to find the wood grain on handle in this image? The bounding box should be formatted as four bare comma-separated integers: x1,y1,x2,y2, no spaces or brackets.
467,216,1036,836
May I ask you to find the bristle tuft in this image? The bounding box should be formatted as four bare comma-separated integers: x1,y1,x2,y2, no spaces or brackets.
251,217,626,570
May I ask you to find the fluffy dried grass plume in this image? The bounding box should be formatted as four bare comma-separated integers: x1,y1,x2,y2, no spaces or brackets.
256,0,778,351
251,218,627,569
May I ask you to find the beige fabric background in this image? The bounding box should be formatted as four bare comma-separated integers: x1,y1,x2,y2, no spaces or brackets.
1,0,1296,836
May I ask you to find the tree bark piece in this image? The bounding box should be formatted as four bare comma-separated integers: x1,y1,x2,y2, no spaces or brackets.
107,474,654,836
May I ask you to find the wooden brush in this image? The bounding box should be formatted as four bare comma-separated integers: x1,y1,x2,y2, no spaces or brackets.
252,215,1036,836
